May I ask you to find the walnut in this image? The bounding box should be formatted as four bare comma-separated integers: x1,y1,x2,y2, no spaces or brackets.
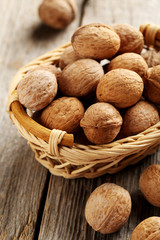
17,69,57,111
112,23,144,54
40,97,84,133
108,53,148,77
39,0,77,29
141,49,160,67
59,59,104,98
131,217,160,240
80,102,122,144
120,100,159,137
139,164,160,207
30,64,61,82
96,69,144,108
143,65,160,104
85,183,131,234
71,23,120,60
59,46,80,70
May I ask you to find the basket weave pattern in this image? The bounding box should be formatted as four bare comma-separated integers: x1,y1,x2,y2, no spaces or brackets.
7,25,160,179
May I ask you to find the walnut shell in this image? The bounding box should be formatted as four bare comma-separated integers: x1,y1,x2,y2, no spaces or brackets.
120,100,159,137
17,69,57,111
112,23,144,54
40,97,84,133
39,0,77,29
130,217,160,240
96,69,144,108
141,49,160,67
59,46,80,70
139,164,160,207
85,183,131,234
143,65,160,105
108,53,148,77
71,23,120,60
30,64,61,81
80,102,122,144
59,59,104,98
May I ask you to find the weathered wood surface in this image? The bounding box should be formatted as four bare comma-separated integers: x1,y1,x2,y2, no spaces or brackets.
0,0,83,239
0,0,160,240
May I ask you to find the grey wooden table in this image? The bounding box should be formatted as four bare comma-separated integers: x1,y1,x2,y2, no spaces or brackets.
0,0,160,239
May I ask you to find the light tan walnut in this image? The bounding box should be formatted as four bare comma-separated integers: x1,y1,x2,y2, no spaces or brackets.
108,53,148,77
40,97,84,133
120,100,159,137
143,65,160,105
17,69,57,111
80,102,122,144
139,164,160,207
59,46,80,70
39,0,77,29
85,183,131,234
96,69,144,108
59,59,104,98
112,23,144,54
141,49,160,67
71,23,120,60
30,64,61,82
130,217,160,240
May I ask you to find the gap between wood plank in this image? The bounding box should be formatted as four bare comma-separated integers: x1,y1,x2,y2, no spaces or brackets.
33,172,50,240
79,0,89,26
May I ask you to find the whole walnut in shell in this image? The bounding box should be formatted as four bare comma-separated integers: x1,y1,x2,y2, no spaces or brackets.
96,69,144,108
141,49,160,67
112,23,144,54
80,102,122,144
30,64,61,81
59,46,80,70
59,59,104,98
139,164,160,207
39,0,77,29
120,100,159,137
85,183,131,234
71,23,120,60
40,97,84,133
108,53,148,77
17,69,57,111
143,65,160,105
130,217,160,240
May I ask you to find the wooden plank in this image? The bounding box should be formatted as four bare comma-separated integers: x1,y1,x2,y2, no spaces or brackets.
38,0,160,240
0,0,83,239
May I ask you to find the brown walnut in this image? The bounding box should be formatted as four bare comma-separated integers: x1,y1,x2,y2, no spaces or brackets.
17,69,57,111
131,217,160,240
139,164,160,207
143,65,160,104
120,100,159,137
85,183,131,234
59,59,104,98
96,69,144,108
80,102,122,144
40,97,84,133
141,49,160,67
112,23,144,54
108,53,148,77
39,0,77,29
59,46,80,70
71,23,120,60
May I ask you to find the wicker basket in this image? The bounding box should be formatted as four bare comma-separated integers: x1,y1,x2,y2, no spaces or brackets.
7,24,160,179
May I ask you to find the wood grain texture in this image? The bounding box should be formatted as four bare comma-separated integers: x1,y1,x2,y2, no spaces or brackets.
38,0,160,240
0,0,83,239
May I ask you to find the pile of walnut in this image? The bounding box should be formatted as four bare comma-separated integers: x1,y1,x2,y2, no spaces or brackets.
17,23,160,145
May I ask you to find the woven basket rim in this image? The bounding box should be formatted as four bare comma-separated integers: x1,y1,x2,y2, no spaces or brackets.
7,42,160,149
6,39,160,178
